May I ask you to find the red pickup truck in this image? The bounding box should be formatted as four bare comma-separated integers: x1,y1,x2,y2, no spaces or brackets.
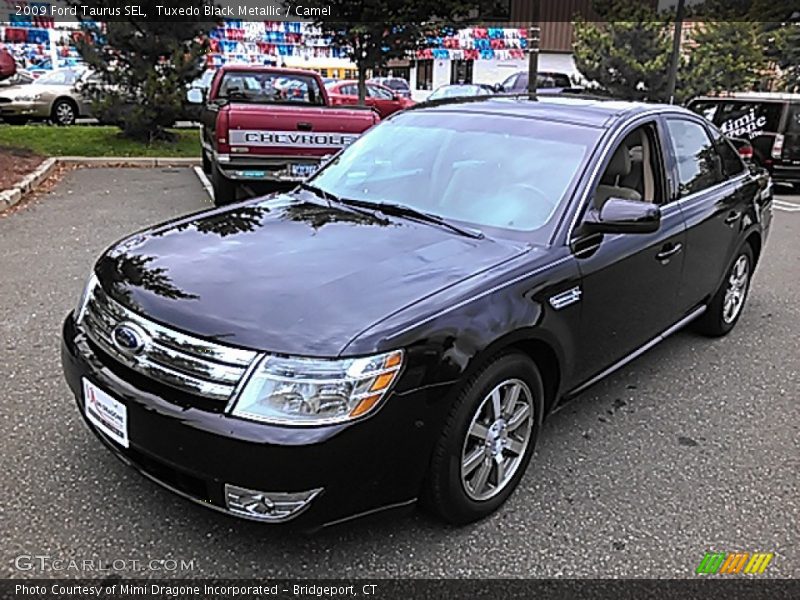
0,45,16,82
197,66,380,205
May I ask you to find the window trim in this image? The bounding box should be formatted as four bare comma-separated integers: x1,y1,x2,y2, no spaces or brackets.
663,115,727,201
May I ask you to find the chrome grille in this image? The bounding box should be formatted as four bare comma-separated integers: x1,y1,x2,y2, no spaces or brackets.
78,281,259,402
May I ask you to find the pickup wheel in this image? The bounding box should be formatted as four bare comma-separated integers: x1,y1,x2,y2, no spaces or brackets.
695,244,754,337
211,162,237,206
422,352,542,524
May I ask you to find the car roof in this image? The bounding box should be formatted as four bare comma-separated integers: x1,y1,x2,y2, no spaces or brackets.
217,65,317,77
412,95,689,128
691,92,800,103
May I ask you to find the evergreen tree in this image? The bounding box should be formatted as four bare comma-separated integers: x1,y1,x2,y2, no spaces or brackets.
68,1,214,141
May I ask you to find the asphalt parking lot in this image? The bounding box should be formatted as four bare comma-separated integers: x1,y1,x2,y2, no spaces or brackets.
1,167,798,579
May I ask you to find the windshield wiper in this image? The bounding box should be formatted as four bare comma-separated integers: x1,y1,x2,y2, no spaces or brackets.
337,198,485,240
296,182,379,220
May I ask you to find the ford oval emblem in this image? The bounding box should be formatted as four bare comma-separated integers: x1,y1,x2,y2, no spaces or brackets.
111,322,148,356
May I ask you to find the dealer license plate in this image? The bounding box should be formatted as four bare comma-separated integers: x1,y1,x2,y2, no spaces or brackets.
83,379,129,448
291,164,318,178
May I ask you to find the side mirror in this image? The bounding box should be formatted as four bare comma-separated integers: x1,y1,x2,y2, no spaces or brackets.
186,88,205,104
493,83,504,93
580,197,661,235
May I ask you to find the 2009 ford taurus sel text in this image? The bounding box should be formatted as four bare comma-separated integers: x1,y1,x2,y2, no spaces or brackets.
62,97,773,528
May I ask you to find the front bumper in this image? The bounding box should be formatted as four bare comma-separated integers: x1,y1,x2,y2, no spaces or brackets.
61,314,438,528
0,100,49,118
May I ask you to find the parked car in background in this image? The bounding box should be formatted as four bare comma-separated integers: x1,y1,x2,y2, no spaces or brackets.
0,45,16,82
499,71,583,95
0,69,33,87
428,83,497,102
63,96,772,529
191,66,380,205
0,68,96,125
325,80,415,118
368,76,413,99
687,93,800,187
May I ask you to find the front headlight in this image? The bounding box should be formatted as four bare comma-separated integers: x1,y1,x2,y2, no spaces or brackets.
13,94,41,102
75,272,98,323
231,350,404,425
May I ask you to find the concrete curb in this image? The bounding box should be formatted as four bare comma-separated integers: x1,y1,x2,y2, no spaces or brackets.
0,156,201,212
0,157,57,212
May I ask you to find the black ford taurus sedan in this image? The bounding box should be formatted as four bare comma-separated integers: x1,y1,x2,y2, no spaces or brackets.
62,97,773,528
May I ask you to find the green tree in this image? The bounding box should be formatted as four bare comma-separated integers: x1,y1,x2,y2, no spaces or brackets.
68,1,214,141
573,1,673,102
755,0,800,92
305,0,505,103
681,21,766,100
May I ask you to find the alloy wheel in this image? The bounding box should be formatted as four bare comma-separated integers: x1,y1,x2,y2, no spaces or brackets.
460,378,534,501
722,254,749,324
55,102,75,125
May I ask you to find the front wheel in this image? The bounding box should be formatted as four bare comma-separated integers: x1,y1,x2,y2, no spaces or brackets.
423,352,542,524
695,244,754,337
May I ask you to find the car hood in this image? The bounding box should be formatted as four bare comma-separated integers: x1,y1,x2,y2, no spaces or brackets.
96,194,528,356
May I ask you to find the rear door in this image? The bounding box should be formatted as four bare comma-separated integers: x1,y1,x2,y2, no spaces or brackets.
662,116,749,311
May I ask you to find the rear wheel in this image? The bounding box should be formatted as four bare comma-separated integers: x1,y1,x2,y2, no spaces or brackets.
423,352,542,524
695,244,753,337
211,162,237,206
51,99,77,126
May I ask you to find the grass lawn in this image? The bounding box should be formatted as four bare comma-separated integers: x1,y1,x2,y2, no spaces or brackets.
0,125,200,157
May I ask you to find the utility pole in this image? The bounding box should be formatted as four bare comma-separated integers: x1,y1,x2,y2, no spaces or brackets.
666,0,686,104
527,0,541,100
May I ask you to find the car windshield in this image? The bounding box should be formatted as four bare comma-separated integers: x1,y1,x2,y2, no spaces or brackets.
36,69,80,85
310,111,599,235
217,71,324,105
430,85,486,100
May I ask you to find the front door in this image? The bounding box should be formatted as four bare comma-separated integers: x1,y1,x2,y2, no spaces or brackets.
570,120,686,385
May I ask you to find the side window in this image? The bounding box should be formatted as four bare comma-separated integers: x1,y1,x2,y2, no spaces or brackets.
501,73,517,90
340,84,357,96
594,123,663,208
709,125,746,177
665,119,724,198
368,85,392,100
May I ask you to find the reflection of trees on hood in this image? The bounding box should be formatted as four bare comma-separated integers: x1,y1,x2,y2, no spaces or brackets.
163,205,272,238
96,254,197,309
283,202,392,231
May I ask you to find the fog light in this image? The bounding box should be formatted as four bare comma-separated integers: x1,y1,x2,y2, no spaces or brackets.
224,484,322,522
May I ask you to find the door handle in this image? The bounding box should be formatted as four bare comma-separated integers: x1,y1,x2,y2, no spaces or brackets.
655,242,682,262
724,211,741,225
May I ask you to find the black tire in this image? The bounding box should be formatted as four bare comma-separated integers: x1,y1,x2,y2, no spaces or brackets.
211,162,237,206
2,116,29,125
423,352,543,525
695,243,754,337
202,150,211,174
51,99,77,126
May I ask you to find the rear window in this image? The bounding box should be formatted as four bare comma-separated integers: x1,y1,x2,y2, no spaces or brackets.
217,71,324,105
716,101,783,138
384,79,409,91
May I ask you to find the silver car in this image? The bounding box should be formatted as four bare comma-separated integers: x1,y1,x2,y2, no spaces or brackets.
0,68,96,126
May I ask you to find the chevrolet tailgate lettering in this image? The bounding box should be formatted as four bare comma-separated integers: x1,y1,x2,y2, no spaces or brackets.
230,130,360,148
